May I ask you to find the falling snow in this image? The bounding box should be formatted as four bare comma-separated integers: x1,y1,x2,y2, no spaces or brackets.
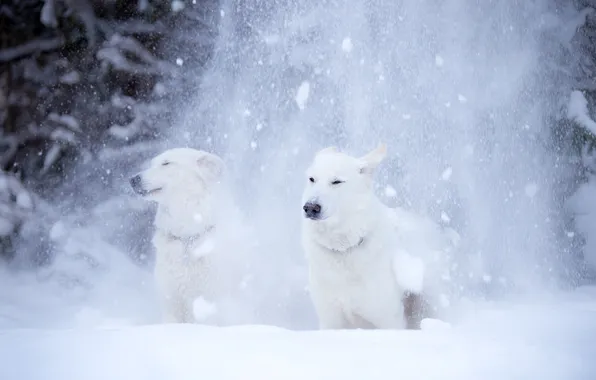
192,238,216,258
295,81,311,110
384,185,397,198
171,0,185,13
441,211,451,223
341,37,354,53
441,167,453,181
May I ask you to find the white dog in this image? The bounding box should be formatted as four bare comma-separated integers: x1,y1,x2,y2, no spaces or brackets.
130,147,233,323
301,144,455,330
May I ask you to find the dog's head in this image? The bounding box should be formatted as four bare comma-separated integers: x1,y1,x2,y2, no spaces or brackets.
129,148,224,206
301,144,387,226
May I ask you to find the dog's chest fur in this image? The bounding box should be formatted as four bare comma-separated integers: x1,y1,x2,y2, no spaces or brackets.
152,229,217,299
304,225,404,326
307,232,397,290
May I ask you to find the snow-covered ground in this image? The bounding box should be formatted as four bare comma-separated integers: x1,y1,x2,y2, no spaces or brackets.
2,287,596,380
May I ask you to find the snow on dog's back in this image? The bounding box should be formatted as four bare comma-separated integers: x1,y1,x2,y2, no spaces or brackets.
389,206,459,313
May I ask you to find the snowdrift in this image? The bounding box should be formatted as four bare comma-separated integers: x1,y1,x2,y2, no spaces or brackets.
2,288,596,380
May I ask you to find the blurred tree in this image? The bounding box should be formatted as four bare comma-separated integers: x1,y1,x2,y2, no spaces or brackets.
0,0,218,261
555,0,596,280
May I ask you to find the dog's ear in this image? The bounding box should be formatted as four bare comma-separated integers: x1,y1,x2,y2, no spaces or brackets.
316,146,339,156
359,143,387,175
197,152,225,179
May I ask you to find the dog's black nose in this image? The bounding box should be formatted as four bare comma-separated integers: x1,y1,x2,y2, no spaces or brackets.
129,175,143,193
303,202,322,219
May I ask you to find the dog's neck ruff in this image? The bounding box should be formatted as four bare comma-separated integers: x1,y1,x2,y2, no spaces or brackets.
166,225,215,248
319,236,365,254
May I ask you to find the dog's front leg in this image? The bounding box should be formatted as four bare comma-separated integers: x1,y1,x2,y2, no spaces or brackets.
160,295,189,323
312,299,348,329
402,291,431,329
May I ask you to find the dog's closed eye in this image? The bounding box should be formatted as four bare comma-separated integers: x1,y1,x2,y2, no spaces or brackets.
330,179,344,185
162,161,171,166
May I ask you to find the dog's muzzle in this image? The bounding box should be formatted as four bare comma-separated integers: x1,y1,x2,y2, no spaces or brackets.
303,201,322,220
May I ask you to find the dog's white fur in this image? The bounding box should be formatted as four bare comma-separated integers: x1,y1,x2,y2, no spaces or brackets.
131,147,231,323
301,144,454,330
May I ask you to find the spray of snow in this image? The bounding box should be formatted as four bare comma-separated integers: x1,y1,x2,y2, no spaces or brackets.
192,297,217,322
393,251,425,294
439,293,451,308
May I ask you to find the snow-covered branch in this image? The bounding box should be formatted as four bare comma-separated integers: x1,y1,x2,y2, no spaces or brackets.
0,171,34,238
0,37,65,63
97,34,178,76
567,90,596,136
